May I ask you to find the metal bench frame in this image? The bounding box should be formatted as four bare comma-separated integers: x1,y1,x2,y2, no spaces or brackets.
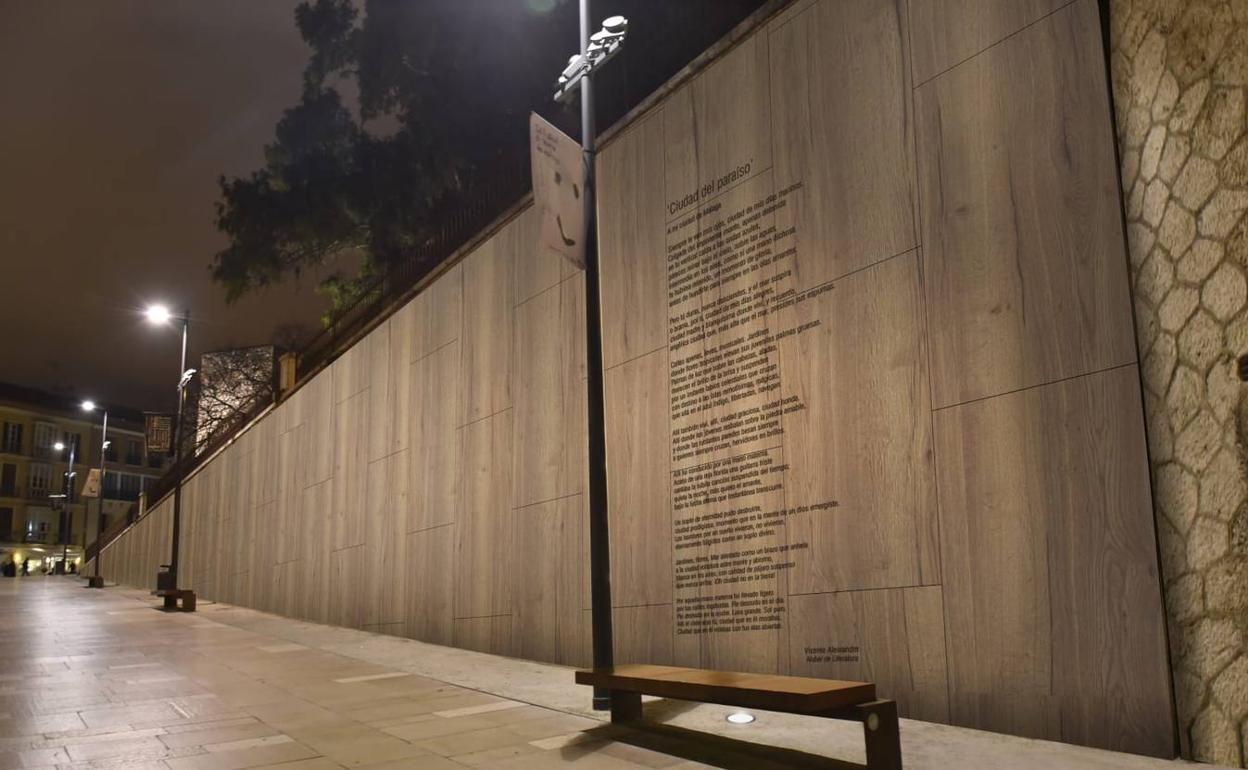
577,666,901,770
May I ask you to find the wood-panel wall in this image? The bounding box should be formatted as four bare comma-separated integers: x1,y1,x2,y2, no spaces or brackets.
93,0,1175,757
596,0,1172,757
95,204,592,669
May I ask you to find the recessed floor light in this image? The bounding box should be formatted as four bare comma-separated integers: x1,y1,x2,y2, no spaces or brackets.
726,712,755,724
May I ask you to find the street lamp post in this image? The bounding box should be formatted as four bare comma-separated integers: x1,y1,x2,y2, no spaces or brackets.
82,400,108,588
554,2,628,711
53,438,76,573
146,304,192,590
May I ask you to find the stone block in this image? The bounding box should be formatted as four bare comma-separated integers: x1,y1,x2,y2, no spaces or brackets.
1201,263,1248,320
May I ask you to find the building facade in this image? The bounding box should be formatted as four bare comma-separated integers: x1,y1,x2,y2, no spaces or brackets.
0,382,168,569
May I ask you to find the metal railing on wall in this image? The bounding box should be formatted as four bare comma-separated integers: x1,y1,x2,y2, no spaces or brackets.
85,157,533,564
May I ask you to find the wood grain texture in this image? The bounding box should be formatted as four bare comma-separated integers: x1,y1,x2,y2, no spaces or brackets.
408,340,461,533
769,0,917,286
935,365,1170,753
405,524,455,646
365,449,408,627
454,616,513,657
663,31,772,203
788,586,949,721
459,236,513,426
512,277,585,508
455,410,513,619
298,372,334,488
598,114,668,369
331,391,368,551
604,349,672,608
779,252,939,592
298,479,331,624
331,339,369,406
916,0,1136,408
612,605,674,667
574,664,875,713
510,205,561,306
906,0,1069,85
512,495,583,665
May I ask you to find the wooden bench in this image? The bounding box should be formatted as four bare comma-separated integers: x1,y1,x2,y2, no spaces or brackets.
576,664,900,770
151,588,196,612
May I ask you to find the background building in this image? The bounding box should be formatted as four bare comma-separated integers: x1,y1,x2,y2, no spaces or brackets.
0,382,169,569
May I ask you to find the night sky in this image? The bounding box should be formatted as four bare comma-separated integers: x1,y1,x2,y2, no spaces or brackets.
0,1,765,418
0,1,329,414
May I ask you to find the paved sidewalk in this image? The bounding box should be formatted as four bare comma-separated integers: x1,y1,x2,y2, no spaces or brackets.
0,577,1221,769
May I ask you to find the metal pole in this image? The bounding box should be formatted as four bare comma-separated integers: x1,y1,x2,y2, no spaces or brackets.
169,311,188,584
62,439,75,572
91,410,107,583
581,0,616,711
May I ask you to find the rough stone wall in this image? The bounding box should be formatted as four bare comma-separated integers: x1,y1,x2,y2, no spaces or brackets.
1110,0,1248,764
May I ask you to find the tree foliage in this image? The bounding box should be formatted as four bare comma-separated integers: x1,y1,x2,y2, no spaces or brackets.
212,0,765,314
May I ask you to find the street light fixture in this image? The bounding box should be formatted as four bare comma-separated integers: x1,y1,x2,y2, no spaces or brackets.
552,1,627,712
144,304,173,325
81,399,108,588
554,15,627,104
53,433,76,573
145,303,192,594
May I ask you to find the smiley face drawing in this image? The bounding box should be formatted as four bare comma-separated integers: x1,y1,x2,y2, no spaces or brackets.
552,168,581,248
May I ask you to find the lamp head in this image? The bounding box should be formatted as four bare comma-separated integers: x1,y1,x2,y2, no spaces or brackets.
53,441,65,451
145,304,172,325
80,400,96,412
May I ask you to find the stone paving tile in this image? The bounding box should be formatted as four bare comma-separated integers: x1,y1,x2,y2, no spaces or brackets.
163,738,318,770
414,723,536,757
10,577,1209,770
160,720,276,750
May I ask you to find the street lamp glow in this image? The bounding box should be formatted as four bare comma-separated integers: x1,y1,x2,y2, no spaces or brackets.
81,400,96,412
53,441,65,451
145,304,172,325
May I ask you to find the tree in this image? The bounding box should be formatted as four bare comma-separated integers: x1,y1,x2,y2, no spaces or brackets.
212,0,766,314
189,346,279,455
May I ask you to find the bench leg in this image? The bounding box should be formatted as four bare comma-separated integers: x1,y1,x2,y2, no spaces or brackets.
180,592,196,612
852,700,901,770
609,691,642,723
162,595,177,611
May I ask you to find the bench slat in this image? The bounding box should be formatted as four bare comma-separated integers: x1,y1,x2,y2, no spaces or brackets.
575,664,875,713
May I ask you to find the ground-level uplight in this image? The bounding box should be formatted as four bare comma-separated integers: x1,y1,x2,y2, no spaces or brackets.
726,712,756,725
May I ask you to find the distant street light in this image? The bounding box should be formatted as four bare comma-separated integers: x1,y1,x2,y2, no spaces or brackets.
54,432,76,573
145,303,192,592
81,399,108,588
552,1,627,712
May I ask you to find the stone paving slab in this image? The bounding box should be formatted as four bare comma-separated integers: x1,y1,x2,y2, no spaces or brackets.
0,576,1228,769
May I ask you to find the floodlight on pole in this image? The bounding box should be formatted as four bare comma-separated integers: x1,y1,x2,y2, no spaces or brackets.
554,14,627,104
552,0,626,713
54,441,65,452
81,398,109,587
145,302,192,597
145,304,173,325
